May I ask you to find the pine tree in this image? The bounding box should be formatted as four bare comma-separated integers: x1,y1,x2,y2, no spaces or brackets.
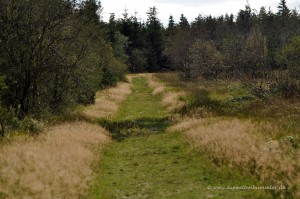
146,7,165,72
277,0,290,18
179,14,189,29
108,13,116,44
236,5,253,35
167,15,175,36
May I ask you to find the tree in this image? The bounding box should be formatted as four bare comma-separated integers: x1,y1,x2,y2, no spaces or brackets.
179,14,189,30
165,29,194,79
113,32,128,62
242,25,267,78
236,5,253,35
277,0,290,19
282,36,300,80
146,7,165,72
0,0,127,117
190,40,225,79
108,13,117,44
167,15,176,36
80,0,102,25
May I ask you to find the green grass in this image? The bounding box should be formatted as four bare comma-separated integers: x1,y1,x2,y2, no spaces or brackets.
157,73,300,138
88,77,270,199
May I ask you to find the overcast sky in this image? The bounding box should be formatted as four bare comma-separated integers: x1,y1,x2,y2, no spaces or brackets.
101,0,300,26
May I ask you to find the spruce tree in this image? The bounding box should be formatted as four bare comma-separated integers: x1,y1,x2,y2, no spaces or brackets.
146,7,165,72
179,14,189,29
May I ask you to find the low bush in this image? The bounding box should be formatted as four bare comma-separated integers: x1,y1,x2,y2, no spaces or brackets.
0,107,20,137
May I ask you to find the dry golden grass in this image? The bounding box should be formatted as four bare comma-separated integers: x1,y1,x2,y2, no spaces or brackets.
83,82,131,119
147,74,186,112
161,92,186,111
0,122,110,199
171,117,299,195
156,72,300,196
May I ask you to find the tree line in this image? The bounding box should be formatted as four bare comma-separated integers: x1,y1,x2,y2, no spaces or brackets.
107,0,300,97
0,0,127,135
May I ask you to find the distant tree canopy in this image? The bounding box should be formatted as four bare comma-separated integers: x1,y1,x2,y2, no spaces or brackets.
162,1,300,98
104,1,299,97
105,1,299,80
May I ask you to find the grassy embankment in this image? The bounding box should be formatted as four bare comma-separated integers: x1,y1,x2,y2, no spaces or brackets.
89,76,270,198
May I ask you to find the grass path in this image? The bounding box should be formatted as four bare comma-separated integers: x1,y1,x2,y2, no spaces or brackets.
89,77,270,199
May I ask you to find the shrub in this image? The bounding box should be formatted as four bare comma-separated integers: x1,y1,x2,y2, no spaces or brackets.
282,36,300,80
190,40,225,80
0,107,20,136
270,80,300,98
21,117,44,135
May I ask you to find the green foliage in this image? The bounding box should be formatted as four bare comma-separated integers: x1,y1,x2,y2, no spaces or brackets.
0,107,20,136
282,36,300,80
20,117,43,134
129,49,148,72
164,29,194,79
190,40,225,79
0,0,127,118
113,32,129,62
0,76,6,90
270,80,300,98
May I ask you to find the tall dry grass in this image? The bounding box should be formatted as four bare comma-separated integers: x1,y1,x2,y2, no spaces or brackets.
171,117,300,197
83,82,131,119
147,74,186,112
0,122,110,199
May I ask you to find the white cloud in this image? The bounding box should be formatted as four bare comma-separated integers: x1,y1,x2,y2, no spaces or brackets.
100,0,300,26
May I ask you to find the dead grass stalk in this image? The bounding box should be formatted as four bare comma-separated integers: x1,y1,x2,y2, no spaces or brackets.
0,122,110,199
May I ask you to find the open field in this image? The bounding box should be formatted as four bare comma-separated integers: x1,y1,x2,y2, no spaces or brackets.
155,73,300,198
1,73,298,198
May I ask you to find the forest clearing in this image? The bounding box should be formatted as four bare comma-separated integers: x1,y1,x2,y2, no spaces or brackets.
1,0,300,198
1,73,299,198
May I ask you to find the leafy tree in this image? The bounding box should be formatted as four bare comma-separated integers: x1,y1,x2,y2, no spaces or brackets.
129,49,148,72
165,29,194,79
282,36,300,80
80,0,102,25
0,0,127,118
190,40,225,79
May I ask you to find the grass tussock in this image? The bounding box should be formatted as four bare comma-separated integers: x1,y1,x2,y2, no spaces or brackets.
83,82,131,120
157,73,300,197
171,117,299,198
147,74,186,112
0,122,110,199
